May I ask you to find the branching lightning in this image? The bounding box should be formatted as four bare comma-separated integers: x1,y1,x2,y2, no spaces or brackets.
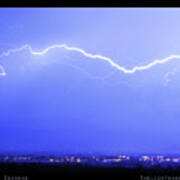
0,43,180,77
163,66,180,86
0,64,6,76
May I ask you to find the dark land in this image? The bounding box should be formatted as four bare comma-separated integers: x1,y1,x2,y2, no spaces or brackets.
1,163,180,180
1,154,180,179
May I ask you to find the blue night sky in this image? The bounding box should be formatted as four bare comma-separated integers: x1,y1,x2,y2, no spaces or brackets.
0,8,180,155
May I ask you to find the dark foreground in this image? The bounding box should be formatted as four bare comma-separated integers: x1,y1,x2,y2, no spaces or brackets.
1,163,180,180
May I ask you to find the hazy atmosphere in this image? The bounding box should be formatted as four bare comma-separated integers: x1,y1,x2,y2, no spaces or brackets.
0,8,180,155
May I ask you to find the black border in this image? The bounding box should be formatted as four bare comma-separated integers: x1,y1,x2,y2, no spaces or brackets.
0,0,179,7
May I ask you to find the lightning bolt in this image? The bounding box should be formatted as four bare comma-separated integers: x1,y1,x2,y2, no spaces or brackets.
61,62,117,81
163,66,180,86
0,43,180,76
0,64,6,76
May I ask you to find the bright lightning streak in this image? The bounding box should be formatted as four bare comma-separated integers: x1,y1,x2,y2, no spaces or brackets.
0,43,180,76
